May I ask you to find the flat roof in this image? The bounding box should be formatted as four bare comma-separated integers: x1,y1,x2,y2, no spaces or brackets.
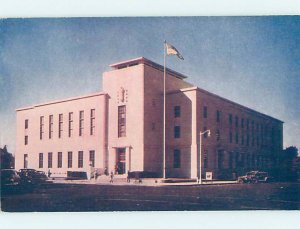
16,92,107,111
109,57,188,80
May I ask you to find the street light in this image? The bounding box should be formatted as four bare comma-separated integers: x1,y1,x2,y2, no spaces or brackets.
199,129,211,184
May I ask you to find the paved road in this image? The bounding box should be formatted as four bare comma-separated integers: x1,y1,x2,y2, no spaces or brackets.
1,182,300,211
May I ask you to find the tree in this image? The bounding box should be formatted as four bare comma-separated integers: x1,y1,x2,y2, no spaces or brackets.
278,146,298,181
0,145,15,169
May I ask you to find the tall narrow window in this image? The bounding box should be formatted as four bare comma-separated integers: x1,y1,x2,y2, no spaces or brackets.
25,119,29,129
216,129,220,141
247,119,249,130
173,149,181,168
24,135,28,145
39,153,43,168
204,150,208,169
203,127,208,138
235,132,239,144
229,114,232,126
229,131,233,143
241,118,244,128
89,150,95,167
57,152,62,168
49,115,53,139
216,110,221,123
58,114,63,138
174,106,181,118
68,112,73,137
24,154,28,169
90,109,95,135
118,106,126,137
235,116,239,128
48,152,53,168
40,116,44,140
174,126,181,138
203,106,208,118
79,111,84,136
68,151,73,168
78,151,83,168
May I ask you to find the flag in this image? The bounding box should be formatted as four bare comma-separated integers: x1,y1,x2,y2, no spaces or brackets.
165,41,184,60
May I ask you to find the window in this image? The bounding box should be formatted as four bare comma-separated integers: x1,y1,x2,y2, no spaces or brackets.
25,135,28,145
24,154,28,169
40,116,44,140
118,106,126,137
79,111,84,136
151,122,156,131
246,119,249,130
241,118,244,128
90,109,95,135
229,114,232,126
78,151,83,168
247,134,250,146
174,126,181,138
204,150,208,168
235,132,239,144
235,116,239,128
59,114,63,138
229,131,232,143
174,106,181,118
48,152,52,168
203,127,208,138
89,150,95,167
25,119,29,129
216,129,220,141
68,151,72,168
216,110,221,123
241,134,244,145
229,152,234,169
49,115,53,139
173,149,181,168
57,152,62,168
39,153,43,168
68,112,73,137
203,106,208,118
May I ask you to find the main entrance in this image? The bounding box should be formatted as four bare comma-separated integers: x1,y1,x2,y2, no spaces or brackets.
116,148,126,174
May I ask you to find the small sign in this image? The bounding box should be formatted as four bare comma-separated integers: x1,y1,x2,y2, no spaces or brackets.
206,172,213,180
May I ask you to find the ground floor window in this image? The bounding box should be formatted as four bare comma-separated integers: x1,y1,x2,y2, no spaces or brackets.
24,154,28,168
68,151,72,168
89,150,95,167
58,152,62,168
48,152,52,168
78,151,83,168
39,153,43,168
173,149,181,168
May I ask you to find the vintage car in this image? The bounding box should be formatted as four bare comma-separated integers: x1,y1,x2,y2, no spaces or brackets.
1,169,21,186
238,171,273,183
18,169,48,185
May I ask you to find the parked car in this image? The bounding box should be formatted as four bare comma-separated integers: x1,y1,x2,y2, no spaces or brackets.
238,171,273,183
18,169,48,185
1,169,21,186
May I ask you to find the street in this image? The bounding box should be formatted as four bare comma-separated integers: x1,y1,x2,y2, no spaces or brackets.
1,182,300,212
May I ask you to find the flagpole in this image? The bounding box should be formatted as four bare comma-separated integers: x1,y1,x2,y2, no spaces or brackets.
163,40,166,179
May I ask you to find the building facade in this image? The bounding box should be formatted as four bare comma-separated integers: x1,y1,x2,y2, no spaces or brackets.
15,57,283,179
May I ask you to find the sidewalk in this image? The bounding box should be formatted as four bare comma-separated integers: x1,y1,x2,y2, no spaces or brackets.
51,176,238,186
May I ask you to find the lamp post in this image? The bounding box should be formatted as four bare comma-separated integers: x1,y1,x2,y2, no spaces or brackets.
199,129,211,184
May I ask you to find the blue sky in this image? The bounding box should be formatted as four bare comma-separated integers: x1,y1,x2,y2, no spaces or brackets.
0,17,299,154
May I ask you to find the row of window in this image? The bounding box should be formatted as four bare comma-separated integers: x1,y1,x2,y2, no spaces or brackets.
218,152,270,170
174,106,276,137
35,150,95,169
24,109,96,145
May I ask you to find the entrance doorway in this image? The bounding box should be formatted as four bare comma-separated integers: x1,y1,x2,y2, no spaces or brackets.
116,148,126,174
